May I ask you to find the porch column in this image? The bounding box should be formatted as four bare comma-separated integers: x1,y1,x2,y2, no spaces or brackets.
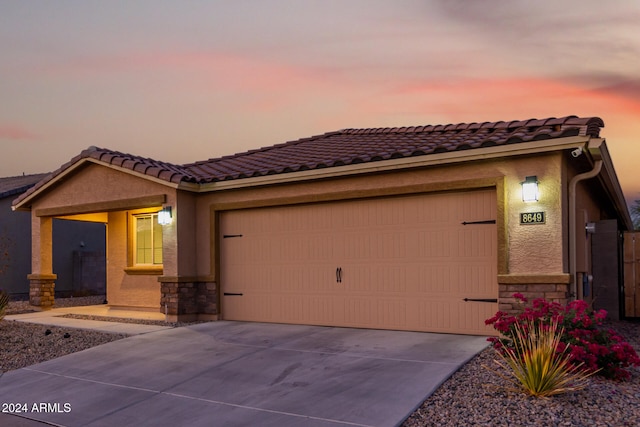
27,214,57,309
159,276,218,322
158,194,217,322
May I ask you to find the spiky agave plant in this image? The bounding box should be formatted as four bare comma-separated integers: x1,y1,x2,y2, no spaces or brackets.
489,318,598,397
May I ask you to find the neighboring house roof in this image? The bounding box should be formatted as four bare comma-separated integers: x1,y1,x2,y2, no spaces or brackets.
0,173,49,199
14,115,603,207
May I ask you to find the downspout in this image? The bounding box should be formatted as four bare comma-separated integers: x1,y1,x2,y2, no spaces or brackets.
568,159,603,300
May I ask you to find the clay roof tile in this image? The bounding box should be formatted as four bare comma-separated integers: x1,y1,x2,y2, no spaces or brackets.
13,116,605,204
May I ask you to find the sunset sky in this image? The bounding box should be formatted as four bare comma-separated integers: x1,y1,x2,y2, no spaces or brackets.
1,1,639,203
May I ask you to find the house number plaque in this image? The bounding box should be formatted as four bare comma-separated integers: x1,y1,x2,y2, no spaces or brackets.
520,211,545,225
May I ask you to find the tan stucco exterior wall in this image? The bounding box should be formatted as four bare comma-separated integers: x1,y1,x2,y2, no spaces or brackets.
173,191,198,277
32,164,171,212
574,181,601,274
106,211,161,309
570,164,618,303
503,154,565,275
30,213,54,274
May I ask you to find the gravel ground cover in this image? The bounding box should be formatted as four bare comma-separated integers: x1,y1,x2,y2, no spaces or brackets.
1,296,199,373
1,296,125,373
0,321,126,373
2,297,639,426
402,320,640,427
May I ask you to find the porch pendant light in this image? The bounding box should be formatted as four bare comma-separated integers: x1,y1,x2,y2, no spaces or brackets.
521,176,539,202
158,206,173,225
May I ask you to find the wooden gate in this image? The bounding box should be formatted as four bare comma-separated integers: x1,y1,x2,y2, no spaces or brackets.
623,232,640,318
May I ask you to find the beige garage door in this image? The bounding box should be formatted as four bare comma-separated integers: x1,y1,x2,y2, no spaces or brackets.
220,189,497,335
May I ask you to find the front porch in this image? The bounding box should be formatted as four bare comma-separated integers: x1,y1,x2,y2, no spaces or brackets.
5,302,175,335
12,155,217,321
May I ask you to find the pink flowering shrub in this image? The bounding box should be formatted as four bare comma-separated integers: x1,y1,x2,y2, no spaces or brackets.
486,293,640,380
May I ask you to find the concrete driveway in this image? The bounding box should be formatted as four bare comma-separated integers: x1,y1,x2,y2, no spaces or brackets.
0,322,488,427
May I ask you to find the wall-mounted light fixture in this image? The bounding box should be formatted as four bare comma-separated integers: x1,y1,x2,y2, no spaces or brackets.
158,206,173,225
521,176,539,202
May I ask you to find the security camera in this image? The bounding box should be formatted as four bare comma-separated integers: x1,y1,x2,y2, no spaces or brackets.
571,147,583,158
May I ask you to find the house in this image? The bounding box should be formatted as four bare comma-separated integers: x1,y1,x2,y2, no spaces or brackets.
12,116,632,335
0,174,106,299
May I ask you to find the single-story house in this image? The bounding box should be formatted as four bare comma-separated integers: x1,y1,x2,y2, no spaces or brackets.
12,116,632,335
0,174,106,298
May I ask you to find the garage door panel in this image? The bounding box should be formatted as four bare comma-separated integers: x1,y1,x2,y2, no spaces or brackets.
458,228,496,257
375,299,409,328
221,190,497,335
417,300,495,335
306,296,339,323
343,298,372,326
419,230,454,257
418,300,453,331
348,264,407,293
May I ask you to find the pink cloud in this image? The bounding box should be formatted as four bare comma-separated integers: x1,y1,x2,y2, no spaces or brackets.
0,125,38,141
42,50,338,91
172,52,342,104
38,50,343,113
352,77,640,125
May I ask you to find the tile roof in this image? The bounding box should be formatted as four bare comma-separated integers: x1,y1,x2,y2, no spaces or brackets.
81,147,194,184
183,115,603,182
0,173,49,199
14,115,603,205
14,147,199,205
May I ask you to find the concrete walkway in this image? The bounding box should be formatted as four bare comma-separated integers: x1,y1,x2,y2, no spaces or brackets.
0,321,489,427
4,305,173,335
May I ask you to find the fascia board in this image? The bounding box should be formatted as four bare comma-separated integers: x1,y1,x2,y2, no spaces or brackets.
185,135,592,193
593,141,633,229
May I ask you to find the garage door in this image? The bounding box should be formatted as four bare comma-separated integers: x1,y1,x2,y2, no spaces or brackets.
220,189,497,335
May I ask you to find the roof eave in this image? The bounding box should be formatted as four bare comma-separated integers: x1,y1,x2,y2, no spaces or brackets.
12,158,181,211
186,135,595,193
587,139,633,230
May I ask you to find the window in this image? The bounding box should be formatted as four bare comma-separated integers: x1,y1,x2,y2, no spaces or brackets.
134,213,163,265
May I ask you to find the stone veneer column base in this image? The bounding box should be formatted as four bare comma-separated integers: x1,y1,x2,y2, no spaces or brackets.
497,274,571,314
159,276,218,322
27,274,58,310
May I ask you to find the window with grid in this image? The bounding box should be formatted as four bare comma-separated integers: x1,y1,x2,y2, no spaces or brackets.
134,213,163,265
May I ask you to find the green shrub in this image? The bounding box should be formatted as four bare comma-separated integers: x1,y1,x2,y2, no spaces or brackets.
488,318,597,397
